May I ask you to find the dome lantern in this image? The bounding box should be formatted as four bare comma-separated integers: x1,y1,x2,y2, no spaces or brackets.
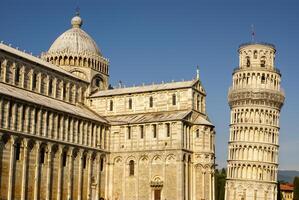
71,15,83,28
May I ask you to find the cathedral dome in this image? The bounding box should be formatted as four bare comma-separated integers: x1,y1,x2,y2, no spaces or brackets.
42,13,110,79
48,15,101,56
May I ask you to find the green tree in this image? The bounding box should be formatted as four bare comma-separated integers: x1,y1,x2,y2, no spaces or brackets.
294,176,299,200
215,168,226,200
277,181,282,200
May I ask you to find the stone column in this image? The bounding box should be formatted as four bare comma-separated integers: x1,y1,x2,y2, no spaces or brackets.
73,85,77,103
79,122,84,145
100,126,104,148
31,107,36,134
48,113,53,138
7,136,17,200
77,150,84,200
87,152,93,200
184,160,189,200
37,73,42,93
84,122,88,145
21,138,29,200
20,66,25,88
0,98,3,127
104,128,108,149
45,75,50,96
69,118,74,143
11,102,17,131
36,109,42,136
66,83,70,102
46,143,53,200
67,148,74,200
59,116,64,141
33,141,41,200
54,114,58,139
202,171,205,199
18,105,24,132
93,125,97,148
65,116,70,142
57,146,63,200
95,154,101,200
24,106,29,133
5,100,11,129
53,78,57,98
1,59,7,82
89,123,92,147
74,119,78,144
209,170,212,200
43,111,48,137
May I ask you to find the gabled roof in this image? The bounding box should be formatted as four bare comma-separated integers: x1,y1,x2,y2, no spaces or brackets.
91,79,198,97
105,109,213,126
0,82,108,123
193,115,213,126
0,43,87,82
105,110,191,125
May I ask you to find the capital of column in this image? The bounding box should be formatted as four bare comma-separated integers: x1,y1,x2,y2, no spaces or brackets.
10,135,18,146
57,145,65,155
86,151,93,160
68,147,74,158
96,153,102,162
35,141,41,150
78,149,85,158
22,138,29,149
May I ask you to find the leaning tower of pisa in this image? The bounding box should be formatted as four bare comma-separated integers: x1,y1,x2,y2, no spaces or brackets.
225,43,285,200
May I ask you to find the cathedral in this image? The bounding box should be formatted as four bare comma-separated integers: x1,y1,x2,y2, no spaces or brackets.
0,13,216,200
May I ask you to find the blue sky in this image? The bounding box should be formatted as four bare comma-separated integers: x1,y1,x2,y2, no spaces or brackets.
1,0,298,170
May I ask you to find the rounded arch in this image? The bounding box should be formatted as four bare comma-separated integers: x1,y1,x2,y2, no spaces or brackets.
126,155,137,164
165,154,176,163
69,68,87,80
152,155,162,164
139,155,149,164
91,74,105,89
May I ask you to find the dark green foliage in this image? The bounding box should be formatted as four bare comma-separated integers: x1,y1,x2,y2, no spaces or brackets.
277,182,282,200
215,168,226,200
294,176,299,200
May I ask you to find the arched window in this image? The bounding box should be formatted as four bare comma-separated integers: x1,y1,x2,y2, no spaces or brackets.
62,151,67,167
260,57,266,67
15,66,20,84
100,157,104,171
246,56,250,67
128,126,131,139
253,50,258,59
95,78,101,87
128,98,132,109
196,129,200,138
172,94,176,105
153,124,157,138
83,154,87,169
48,79,53,96
109,100,113,111
166,123,170,137
149,96,153,108
140,125,144,139
129,160,134,176
15,142,21,161
63,83,67,99
197,94,200,111
261,75,266,84
201,96,204,112
40,147,45,164
32,73,37,90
